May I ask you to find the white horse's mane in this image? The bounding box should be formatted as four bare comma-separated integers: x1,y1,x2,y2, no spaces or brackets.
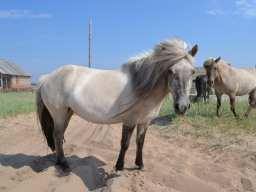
121,38,194,97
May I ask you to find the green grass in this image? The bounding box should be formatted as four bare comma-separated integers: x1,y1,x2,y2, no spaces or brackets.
151,98,256,148
0,92,36,118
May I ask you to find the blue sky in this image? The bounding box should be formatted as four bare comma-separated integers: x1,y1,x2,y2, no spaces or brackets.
1,0,256,83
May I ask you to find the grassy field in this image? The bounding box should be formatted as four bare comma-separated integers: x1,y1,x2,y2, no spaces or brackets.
0,92,36,118
151,98,256,148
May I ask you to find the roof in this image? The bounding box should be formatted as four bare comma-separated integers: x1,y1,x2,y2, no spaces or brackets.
0,59,32,77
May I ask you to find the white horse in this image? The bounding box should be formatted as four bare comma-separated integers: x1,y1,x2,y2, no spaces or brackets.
36,38,198,172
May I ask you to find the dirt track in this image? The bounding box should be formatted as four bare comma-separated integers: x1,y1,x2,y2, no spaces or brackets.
0,113,256,192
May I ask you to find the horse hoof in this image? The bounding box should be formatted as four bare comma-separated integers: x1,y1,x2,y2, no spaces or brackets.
63,166,71,173
115,164,124,171
137,165,149,172
56,160,70,172
137,165,144,170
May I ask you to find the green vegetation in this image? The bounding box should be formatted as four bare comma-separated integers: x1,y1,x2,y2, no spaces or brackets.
0,92,36,118
151,98,256,148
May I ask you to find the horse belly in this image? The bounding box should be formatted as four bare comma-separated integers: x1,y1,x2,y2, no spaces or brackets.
70,95,123,124
68,78,133,124
236,82,256,96
236,87,254,96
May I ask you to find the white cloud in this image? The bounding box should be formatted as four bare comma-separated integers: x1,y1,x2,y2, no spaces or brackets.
206,9,226,15
0,10,51,19
206,0,256,18
236,0,256,17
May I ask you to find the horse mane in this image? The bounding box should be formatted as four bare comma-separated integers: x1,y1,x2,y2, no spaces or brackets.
121,38,194,97
204,58,231,68
221,60,231,66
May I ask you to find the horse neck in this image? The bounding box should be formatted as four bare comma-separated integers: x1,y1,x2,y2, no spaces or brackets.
140,85,169,105
215,62,230,85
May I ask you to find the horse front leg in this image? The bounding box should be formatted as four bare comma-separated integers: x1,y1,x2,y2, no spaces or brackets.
206,88,210,102
216,92,222,117
229,93,239,118
135,122,150,170
203,89,207,104
115,125,135,171
203,84,207,103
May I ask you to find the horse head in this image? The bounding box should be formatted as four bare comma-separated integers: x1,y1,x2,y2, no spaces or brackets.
204,57,221,87
168,44,198,115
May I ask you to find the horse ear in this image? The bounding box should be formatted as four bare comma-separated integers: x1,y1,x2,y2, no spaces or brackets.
188,44,198,57
215,57,221,63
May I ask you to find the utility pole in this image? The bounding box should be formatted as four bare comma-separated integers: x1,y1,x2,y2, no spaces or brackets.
89,20,92,68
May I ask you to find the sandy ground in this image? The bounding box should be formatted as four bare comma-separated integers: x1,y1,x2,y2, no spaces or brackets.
0,113,256,192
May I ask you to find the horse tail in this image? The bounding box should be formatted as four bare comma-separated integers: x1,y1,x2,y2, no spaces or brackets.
36,75,55,152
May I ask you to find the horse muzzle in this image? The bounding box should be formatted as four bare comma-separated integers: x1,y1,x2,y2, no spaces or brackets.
174,102,190,115
207,80,214,87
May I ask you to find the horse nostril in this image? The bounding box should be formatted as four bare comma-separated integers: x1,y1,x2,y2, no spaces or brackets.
175,103,179,110
188,104,190,110
207,80,213,86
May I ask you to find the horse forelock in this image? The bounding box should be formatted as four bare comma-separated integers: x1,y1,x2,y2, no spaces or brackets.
203,58,215,68
121,38,194,97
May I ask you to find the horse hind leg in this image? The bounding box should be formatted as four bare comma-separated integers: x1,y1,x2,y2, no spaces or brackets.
245,91,256,118
54,109,73,172
63,108,74,142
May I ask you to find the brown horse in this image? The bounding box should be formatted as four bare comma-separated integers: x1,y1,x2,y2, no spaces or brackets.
204,57,256,118
194,74,210,103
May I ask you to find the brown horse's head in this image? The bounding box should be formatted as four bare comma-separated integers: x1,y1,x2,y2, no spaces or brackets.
203,57,221,87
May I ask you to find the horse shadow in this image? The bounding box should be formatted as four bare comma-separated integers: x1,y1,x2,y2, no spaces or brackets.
150,114,176,127
0,153,120,191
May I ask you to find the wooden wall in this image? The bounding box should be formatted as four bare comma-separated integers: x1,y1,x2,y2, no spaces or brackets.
10,76,31,89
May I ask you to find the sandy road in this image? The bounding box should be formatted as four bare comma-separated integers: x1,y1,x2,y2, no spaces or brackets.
0,113,256,191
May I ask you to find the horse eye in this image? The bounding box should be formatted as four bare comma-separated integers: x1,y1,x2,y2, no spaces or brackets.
192,70,195,75
168,70,173,74
214,67,217,70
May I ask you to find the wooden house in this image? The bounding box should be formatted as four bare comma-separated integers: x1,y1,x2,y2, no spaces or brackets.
0,59,32,92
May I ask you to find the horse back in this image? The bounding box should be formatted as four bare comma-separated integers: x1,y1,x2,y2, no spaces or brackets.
215,67,256,95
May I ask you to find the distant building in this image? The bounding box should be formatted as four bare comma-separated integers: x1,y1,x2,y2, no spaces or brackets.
0,59,32,92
